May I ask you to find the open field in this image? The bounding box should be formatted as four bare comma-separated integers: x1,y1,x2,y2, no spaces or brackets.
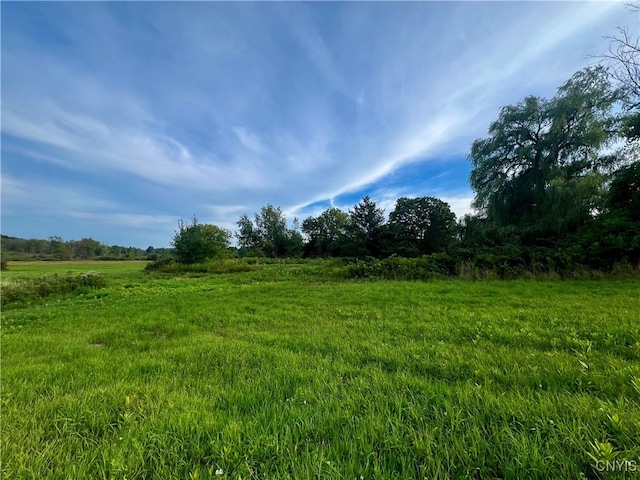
1,260,148,279
1,261,639,479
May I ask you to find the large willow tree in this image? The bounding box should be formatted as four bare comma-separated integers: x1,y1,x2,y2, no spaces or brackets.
469,66,621,242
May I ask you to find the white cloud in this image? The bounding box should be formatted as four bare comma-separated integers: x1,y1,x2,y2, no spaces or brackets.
1,2,630,245
440,195,475,221
1,174,178,244
282,4,352,99
69,212,176,229
1,175,116,215
3,100,274,193
233,127,265,154
1,177,35,215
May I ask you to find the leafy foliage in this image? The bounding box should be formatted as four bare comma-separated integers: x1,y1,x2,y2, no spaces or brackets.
469,67,620,242
608,161,640,221
302,207,349,257
462,59,639,271
386,197,457,256
346,254,457,280
144,256,177,271
254,205,290,257
343,196,386,257
1,271,107,306
172,217,231,264
235,206,303,258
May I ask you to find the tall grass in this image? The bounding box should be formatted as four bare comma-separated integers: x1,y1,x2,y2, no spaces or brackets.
1,263,639,478
145,258,254,275
1,271,106,306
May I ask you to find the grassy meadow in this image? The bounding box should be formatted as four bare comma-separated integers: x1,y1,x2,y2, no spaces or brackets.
1,260,639,479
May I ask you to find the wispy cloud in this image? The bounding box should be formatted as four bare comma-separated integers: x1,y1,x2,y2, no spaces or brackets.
281,4,352,99
69,212,176,229
2,175,116,215
1,2,630,245
233,127,266,155
2,174,178,244
3,100,273,193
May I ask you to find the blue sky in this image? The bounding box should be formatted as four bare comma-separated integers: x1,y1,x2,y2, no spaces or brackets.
1,2,634,247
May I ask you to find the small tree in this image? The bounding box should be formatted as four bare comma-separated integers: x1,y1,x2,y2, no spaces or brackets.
236,214,260,253
172,216,231,264
344,196,385,257
255,205,289,258
236,206,303,258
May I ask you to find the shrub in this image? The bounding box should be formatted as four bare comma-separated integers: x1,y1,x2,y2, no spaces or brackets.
1,272,107,306
145,257,176,271
146,259,254,275
346,254,456,280
172,217,232,264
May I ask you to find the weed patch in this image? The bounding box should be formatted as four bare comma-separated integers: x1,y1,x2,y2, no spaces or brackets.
146,258,254,275
1,271,106,306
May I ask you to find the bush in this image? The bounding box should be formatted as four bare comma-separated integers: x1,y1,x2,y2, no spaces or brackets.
172,218,232,264
346,254,456,280
145,257,176,271
1,272,107,306
146,259,254,275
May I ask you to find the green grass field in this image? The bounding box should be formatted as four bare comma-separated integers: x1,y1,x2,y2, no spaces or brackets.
1,261,639,479
1,260,148,279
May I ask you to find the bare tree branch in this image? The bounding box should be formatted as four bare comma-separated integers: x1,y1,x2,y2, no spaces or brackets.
597,5,640,109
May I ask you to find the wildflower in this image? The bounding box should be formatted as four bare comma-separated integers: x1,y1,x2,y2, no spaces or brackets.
215,468,224,476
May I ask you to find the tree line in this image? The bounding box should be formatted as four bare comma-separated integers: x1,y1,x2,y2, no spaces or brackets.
171,195,458,265
173,40,639,273
5,10,639,276
0,235,171,262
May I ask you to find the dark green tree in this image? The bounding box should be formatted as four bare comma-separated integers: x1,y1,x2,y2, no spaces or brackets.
344,196,385,257
74,238,107,259
287,218,305,258
172,216,231,264
236,206,303,258
48,236,71,260
608,162,640,222
567,10,640,270
302,207,348,257
573,163,640,269
469,66,620,243
386,197,457,256
255,205,289,258
236,214,261,255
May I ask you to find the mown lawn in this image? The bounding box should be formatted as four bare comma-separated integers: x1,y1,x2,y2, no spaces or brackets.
1,262,639,479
